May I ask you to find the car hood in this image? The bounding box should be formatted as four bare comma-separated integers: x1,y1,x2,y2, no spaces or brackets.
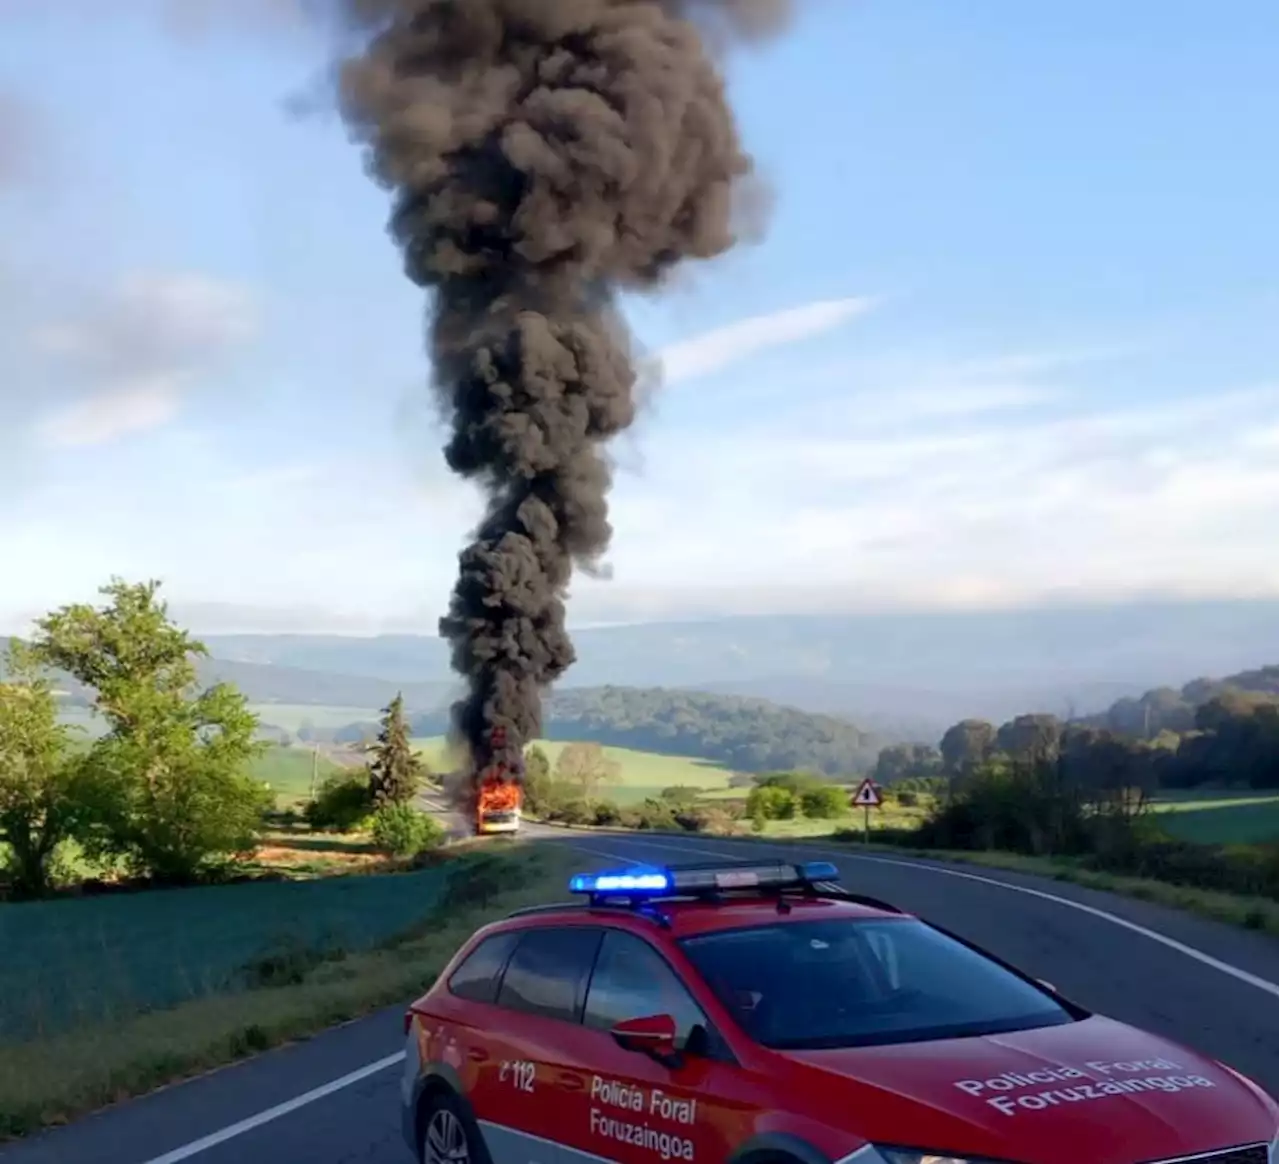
786,1016,1277,1164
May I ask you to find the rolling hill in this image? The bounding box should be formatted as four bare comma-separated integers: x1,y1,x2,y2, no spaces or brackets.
200,598,1277,735
9,598,1276,751
339,685,879,776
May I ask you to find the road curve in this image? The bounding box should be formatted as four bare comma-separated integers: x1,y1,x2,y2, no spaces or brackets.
2,832,1274,1164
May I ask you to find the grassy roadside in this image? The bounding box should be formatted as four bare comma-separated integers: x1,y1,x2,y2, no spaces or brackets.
856,844,1279,936
791,835,1277,936
0,844,579,1141
543,821,1278,936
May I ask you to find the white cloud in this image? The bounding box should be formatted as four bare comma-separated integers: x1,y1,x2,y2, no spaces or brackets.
578,380,1278,616
1,316,1276,633
28,271,258,448
36,380,181,448
651,296,874,385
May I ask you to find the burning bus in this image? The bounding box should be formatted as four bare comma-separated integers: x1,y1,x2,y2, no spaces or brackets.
475,726,523,835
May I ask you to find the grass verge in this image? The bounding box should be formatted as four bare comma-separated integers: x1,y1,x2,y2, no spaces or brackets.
0,843,578,1142
857,844,1279,936
542,821,1278,936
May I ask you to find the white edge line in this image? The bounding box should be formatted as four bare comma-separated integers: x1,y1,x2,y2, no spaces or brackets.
569,833,1280,997
138,1051,405,1164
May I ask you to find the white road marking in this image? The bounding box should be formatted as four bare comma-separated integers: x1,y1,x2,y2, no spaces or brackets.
571,833,1280,996
137,1051,405,1164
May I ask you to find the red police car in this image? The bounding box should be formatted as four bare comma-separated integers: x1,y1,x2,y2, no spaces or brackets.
400,859,1278,1164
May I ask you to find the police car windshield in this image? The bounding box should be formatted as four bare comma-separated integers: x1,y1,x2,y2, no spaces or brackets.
679,917,1075,1051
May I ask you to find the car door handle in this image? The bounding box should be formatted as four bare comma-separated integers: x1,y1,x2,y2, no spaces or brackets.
468,1047,488,1063
558,1072,586,1092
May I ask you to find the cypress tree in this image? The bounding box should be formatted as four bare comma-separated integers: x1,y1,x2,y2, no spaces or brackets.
367,693,423,807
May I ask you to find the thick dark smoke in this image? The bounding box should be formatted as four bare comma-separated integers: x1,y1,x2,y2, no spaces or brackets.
336,0,790,786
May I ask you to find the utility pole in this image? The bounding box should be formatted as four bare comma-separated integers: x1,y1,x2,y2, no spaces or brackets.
309,745,319,803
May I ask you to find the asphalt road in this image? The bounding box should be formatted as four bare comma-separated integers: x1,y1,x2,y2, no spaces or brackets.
3,831,1275,1164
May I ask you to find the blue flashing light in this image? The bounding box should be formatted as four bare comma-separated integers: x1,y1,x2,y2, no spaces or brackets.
568,860,842,899
569,868,673,895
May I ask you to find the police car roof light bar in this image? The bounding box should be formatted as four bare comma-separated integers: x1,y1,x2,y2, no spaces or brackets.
567,860,841,901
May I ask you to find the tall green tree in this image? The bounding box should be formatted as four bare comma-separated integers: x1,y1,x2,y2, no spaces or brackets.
367,693,422,807
939,719,996,773
31,579,268,882
0,643,85,897
521,745,553,814
555,741,620,800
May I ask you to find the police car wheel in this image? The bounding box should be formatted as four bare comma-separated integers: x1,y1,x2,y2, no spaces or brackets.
420,1092,478,1164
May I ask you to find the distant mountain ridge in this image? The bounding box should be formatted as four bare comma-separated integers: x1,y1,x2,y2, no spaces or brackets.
10,599,1276,744
202,599,1278,736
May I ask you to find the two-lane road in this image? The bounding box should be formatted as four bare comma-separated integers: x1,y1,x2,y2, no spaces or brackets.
3,831,1275,1164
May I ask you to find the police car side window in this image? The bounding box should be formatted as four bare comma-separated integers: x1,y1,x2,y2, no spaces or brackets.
583,930,708,1050
496,927,603,1023
447,931,520,1004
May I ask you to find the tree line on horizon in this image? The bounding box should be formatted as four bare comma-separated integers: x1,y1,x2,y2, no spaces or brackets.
872,667,1278,796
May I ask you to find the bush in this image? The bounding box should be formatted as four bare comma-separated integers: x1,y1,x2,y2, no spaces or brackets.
799,785,847,819
1086,839,1278,898
895,789,919,807
658,786,702,807
695,804,741,835
305,774,373,833
549,799,592,826
592,801,623,826
746,784,797,821
370,803,445,858
624,799,679,831
911,759,1094,857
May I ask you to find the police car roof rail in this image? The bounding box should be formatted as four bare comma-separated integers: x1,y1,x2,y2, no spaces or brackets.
502,900,674,928
560,860,906,917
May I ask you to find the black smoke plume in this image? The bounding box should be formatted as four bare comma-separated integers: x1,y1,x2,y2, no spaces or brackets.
336,0,790,790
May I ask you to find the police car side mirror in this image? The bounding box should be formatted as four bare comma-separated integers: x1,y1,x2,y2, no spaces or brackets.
610,1014,678,1062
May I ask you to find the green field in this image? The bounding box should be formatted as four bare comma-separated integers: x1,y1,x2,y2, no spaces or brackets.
1149,791,1278,844
59,703,376,742
411,736,731,805
249,746,342,806
0,866,453,1045
247,704,377,733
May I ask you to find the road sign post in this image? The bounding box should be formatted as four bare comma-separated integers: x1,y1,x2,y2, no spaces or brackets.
850,777,883,844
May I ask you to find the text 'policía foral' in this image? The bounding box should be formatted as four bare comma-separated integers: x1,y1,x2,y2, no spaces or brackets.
952,1058,1218,1116
589,1076,698,1161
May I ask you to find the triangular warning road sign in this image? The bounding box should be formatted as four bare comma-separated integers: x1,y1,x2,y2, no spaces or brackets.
851,778,883,807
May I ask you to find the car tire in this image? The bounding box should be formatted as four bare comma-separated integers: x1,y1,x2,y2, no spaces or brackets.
418,1088,489,1164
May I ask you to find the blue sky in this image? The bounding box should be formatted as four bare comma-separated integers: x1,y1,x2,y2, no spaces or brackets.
0,0,1275,633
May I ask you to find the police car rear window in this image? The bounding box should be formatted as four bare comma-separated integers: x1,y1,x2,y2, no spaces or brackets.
447,931,520,1004
496,927,602,1023
679,918,1075,1050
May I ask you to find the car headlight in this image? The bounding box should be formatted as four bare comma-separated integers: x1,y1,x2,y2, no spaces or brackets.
877,1150,1007,1164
